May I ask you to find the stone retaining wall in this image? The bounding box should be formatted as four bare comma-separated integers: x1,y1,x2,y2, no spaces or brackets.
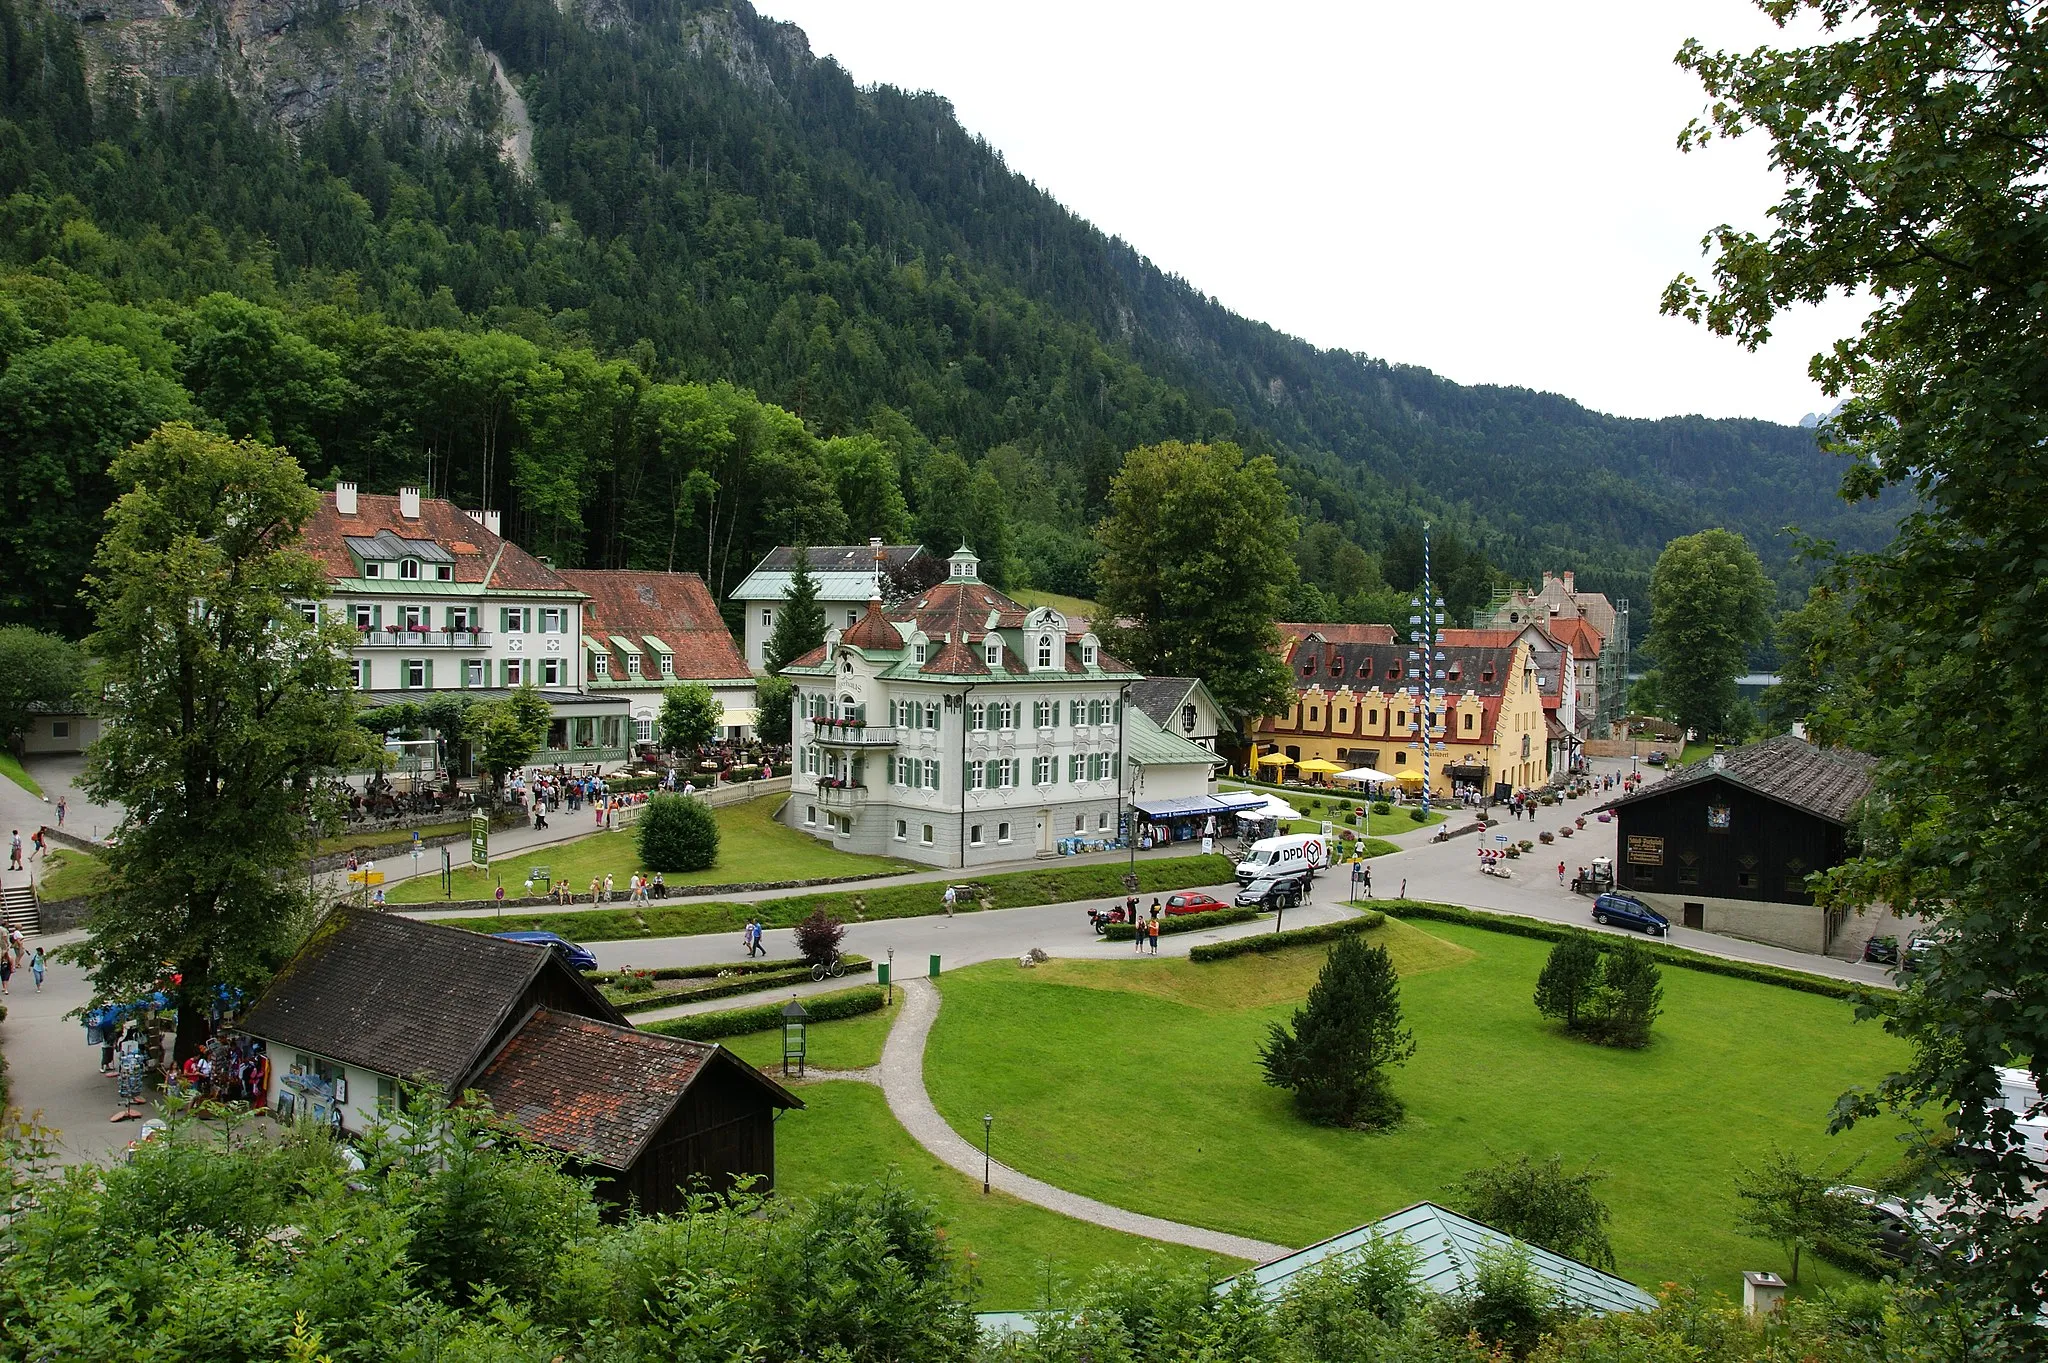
36,894,90,933
416,868,886,916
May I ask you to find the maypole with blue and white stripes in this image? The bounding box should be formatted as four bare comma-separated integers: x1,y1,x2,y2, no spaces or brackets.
1407,525,1448,814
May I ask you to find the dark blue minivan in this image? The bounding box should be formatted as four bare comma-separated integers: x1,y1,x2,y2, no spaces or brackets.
493,930,600,972
1591,893,1669,937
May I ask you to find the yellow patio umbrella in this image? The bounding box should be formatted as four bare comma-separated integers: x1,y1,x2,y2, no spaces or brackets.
1295,757,1345,776
1254,750,1295,768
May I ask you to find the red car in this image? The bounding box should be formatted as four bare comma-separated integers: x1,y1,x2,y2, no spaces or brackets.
1160,892,1228,916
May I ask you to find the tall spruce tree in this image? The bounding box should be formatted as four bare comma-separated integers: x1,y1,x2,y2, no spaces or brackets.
1260,935,1414,1129
1533,932,1604,1032
764,542,826,673
78,422,372,1060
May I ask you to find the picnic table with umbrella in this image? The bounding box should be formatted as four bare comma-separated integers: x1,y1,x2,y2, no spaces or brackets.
1253,750,1295,770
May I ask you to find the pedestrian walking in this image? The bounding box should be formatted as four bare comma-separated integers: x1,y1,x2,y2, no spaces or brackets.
54,796,66,827
533,799,548,831
1147,914,1160,954
1557,860,1566,886
602,873,614,902
1362,864,1373,898
942,884,957,918
29,946,44,992
6,830,18,871
1399,877,1407,899
589,875,602,903
29,828,45,859
0,951,10,995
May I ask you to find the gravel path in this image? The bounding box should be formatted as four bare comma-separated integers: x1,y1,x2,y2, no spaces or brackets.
873,976,1289,1264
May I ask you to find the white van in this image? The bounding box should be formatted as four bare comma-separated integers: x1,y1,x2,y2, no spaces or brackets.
1235,833,1328,885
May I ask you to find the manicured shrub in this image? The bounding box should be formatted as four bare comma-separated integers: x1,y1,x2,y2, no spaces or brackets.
792,908,846,965
1189,911,1385,961
641,984,886,1040
1534,932,1604,1031
636,793,718,871
1408,806,1427,822
1102,905,1262,940
1372,801,1392,816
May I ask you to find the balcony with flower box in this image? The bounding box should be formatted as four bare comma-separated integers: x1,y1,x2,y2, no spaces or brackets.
815,777,868,806
809,717,898,748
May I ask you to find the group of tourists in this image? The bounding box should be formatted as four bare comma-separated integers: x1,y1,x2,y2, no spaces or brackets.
739,917,768,957
0,928,43,995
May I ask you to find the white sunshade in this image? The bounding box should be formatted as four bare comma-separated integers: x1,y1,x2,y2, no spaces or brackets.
1252,794,1302,821
1336,767,1398,786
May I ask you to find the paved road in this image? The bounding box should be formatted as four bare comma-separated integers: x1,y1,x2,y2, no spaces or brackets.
0,927,131,1166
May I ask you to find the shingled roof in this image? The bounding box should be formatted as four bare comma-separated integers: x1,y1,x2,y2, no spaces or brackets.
238,910,625,1089
1602,734,1874,825
305,491,575,593
473,1010,800,1170
558,569,751,682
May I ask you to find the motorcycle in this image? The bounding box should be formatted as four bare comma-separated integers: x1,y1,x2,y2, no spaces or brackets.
1087,903,1135,936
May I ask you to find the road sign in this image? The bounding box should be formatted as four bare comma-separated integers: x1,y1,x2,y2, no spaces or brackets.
470,813,490,869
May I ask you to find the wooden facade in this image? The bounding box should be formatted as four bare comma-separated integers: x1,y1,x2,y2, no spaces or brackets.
594,1050,782,1214
1612,773,1847,911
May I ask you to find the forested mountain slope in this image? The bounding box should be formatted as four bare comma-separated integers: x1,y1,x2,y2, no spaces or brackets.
0,0,1894,639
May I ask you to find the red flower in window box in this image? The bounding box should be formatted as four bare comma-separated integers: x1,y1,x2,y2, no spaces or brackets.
384,624,402,636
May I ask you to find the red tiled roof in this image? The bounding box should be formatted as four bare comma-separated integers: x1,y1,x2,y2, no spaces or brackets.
920,639,990,676
1438,628,1527,649
473,1010,790,1170
306,492,572,592
557,570,750,680
842,598,906,651
1549,614,1605,658
891,580,1030,639
787,643,829,669
1276,622,1398,648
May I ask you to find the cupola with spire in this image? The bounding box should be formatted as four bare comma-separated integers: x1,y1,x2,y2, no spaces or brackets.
947,544,981,582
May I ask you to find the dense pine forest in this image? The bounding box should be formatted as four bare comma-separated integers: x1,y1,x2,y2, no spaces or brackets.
0,0,1896,639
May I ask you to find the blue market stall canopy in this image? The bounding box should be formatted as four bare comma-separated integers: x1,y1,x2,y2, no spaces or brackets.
1132,792,1269,820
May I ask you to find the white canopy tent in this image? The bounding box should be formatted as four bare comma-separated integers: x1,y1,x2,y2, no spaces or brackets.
1249,793,1302,822
1335,767,1398,787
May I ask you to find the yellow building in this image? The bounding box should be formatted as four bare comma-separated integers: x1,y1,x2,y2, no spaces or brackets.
1253,629,1551,797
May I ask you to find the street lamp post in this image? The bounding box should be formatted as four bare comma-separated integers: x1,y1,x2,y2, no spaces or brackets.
982,1113,993,1194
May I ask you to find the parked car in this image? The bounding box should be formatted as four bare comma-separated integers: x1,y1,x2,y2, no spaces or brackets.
1646,750,1668,766
1591,893,1669,936
1900,932,1938,972
1161,892,1229,916
1234,875,1306,910
1831,1185,1937,1263
493,930,599,972
1862,934,1900,965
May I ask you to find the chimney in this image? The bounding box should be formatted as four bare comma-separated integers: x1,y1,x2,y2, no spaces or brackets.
335,481,358,515
482,509,502,537
398,487,421,520
1562,570,1576,594
1542,570,1554,586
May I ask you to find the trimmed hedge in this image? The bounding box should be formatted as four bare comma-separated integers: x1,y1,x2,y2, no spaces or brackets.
640,984,888,1041
1102,904,1263,941
1188,910,1387,962
1378,900,1871,1001
601,959,871,1013
592,957,809,984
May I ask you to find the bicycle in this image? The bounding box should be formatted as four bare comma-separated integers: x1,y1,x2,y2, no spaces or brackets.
810,951,846,982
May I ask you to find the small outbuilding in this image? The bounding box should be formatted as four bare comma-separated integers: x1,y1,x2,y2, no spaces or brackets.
238,908,800,1214
1596,734,1874,952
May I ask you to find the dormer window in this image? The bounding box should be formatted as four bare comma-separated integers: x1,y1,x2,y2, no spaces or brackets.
1037,636,1053,668
985,639,1002,666
592,653,609,677
1083,642,1097,666
659,654,674,677
434,564,453,581
1360,657,1374,679
1331,657,1345,677
363,561,382,579
1388,660,1403,680
626,654,642,678
400,558,421,580
914,642,928,664
1302,656,1317,676
1482,664,1496,683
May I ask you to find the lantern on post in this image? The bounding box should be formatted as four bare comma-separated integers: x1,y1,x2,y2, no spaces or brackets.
781,999,810,1077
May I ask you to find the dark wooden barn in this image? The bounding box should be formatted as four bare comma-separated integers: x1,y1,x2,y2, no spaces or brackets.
240,907,799,1213
1599,735,1873,951
476,1008,799,1213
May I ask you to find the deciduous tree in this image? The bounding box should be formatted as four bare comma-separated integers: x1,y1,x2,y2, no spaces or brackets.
1732,1146,1874,1285
637,792,718,872
657,681,723,758
1643,530,1771,741
0,626,83,750
1095,441,1298,722
1669,4,2048,1332
77,422,372,1061
474,686,551,800
1448,1153,1616,1270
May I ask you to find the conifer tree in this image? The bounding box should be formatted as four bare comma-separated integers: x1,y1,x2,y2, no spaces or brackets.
764,541,826,673
1533,932,1603,1033
1260,935,1414,1129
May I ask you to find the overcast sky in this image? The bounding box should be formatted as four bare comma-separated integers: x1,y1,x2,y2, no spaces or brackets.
755,1,1863,426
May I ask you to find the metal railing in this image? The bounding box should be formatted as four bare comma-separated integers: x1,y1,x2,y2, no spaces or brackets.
354,630,493,648
809,721,899,747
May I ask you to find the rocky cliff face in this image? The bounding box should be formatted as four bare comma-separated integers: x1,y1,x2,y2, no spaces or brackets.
43,0,521,163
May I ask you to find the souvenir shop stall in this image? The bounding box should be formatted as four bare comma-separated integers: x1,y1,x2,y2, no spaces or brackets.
1129,792,1272,850
84,983,253,1121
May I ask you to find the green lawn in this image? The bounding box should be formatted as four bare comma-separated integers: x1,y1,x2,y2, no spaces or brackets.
722,992,904,1071
1010,589,1102,619
37,846,105,901
1220,781,1446,837
922,919,1908,1295
388,796,916,904
0,753,42,797
774,1081,1238,1308
1677,741,1716,767
434,853,1239,943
